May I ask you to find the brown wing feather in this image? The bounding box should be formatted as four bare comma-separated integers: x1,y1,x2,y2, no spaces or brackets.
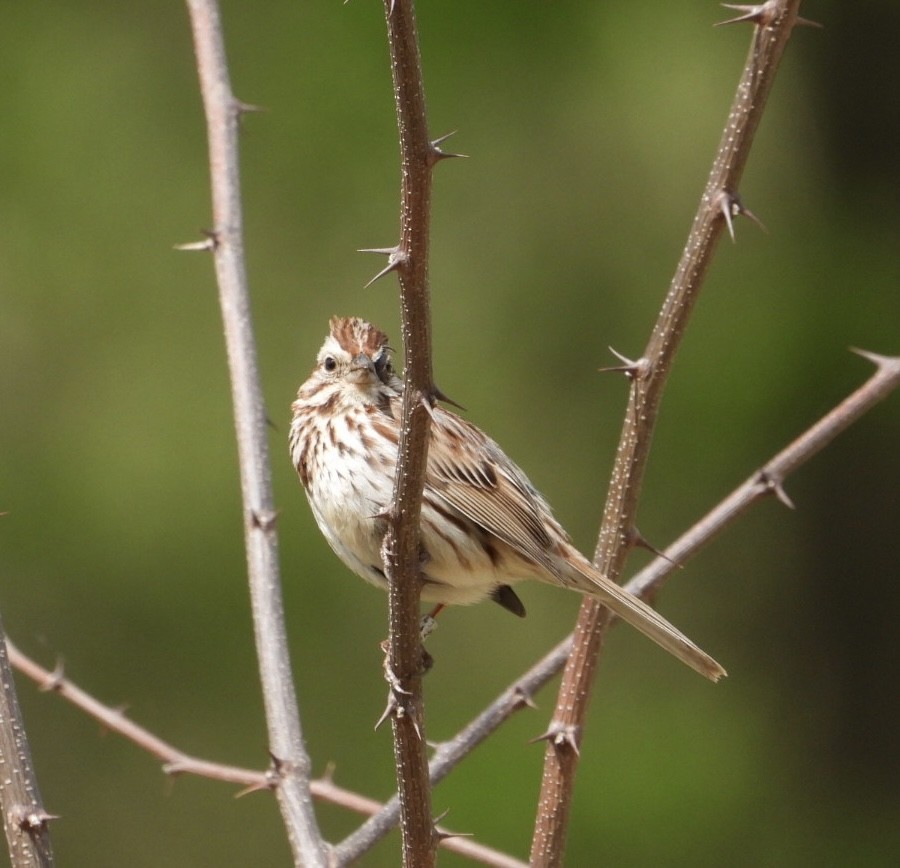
426,408,562,576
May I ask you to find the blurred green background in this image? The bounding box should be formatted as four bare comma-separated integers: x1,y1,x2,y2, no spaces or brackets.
2,1,898,865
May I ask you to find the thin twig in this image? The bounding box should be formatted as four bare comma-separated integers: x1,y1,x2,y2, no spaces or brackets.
376,0,439,865
0,619,54,868
531,4,809,864
5,641,521,867
183,2,327,865
7,641,265,788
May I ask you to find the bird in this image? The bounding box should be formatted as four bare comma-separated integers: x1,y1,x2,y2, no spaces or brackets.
289,316,725,682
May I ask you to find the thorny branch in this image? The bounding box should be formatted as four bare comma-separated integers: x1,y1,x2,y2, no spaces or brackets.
0,616,54,868
9,349,896,865
374,0,446,865
5,642,524,867
183,1,326,865
531,3,810,865
336,351,900,862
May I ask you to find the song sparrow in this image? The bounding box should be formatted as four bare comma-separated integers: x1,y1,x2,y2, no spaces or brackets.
290,316,725,682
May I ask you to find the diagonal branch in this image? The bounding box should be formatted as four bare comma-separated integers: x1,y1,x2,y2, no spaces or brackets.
5,641,523,867
532,4,810,864
183,2,326,865
626,350,900,601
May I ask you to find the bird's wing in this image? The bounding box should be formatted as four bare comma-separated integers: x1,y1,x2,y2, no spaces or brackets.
425,407,562,575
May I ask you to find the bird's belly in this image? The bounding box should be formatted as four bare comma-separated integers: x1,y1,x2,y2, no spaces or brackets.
307,456,387,589
307,463,535,606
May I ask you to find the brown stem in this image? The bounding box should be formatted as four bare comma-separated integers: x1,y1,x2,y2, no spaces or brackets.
0,620,54,868
183,2,326,865
531,3,807,864
375,1,441,865
335,637,572,864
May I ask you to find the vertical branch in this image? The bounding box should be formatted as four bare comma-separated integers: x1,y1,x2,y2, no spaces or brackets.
377,0,439,865
183,3,327,866
0,613,54,868
531,3,806,865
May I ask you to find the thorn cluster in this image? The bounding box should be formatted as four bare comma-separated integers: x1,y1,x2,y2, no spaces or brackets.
359,245,407,288
714,190,766,241
428,131,467,166
715,3,822,29
13,806,59,832
530,721,582,756
599,347,651,380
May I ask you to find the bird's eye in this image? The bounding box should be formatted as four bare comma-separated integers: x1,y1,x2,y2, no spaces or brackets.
374,352,388,374
323,356,337,372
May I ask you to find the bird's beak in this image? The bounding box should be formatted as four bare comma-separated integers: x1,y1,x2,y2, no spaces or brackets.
348,353,375,382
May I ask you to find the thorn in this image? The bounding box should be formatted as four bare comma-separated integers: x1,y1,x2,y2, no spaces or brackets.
39,658,66,693
358,246,400,256
265,414,279,432
233,99,266,116
363,260,400,289
234,775,277,798
428,130,468,165
161,759,188,777
419,393,437,421
410,716,423,742
250,509,278,532
795,16,824,29
173,229,218,253
431,384,466,411
320,761,337,784
361,248,407,288
434,820,473,843
714,190,767,241
374,696,396,732
715,3,775,27
513,685,539,711
632,528,683,568
268,750,286,775
529,721,581,756
599,347,650,380
773,483,795,510
849,347,896,370
381,645,412,696
14,807,60,831
758,470,795,509
739,203,768,234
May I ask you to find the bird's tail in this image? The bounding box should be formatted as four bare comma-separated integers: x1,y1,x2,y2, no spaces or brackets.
570,561,726,682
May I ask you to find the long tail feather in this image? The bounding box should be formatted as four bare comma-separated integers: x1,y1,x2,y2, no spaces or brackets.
573,563,726,682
